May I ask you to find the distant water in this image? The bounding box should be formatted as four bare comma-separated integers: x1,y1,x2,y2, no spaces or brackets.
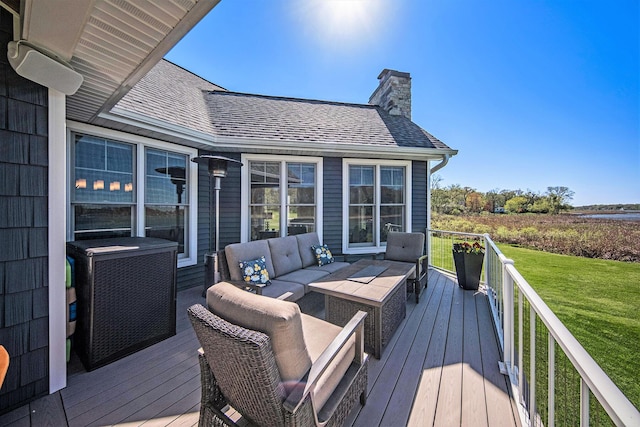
582,213,640,221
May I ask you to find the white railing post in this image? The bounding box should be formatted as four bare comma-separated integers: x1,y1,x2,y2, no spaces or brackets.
530,306,537,426
502,258,515,374
549,334,555,427
581,379,590,427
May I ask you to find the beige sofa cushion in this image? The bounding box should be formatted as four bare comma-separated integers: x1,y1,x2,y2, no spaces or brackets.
225,240,275,281
296,232,322,268
206,282,312,384
268,236,303,276
300,313,356,411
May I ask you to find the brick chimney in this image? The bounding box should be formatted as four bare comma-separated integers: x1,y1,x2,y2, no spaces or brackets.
368,69,412,119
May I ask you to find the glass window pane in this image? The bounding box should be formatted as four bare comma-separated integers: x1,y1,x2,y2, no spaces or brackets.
381,166,404,204
146,149,188,204
288,206,314,235
349,186,374,204
288,187,315,204
75,135,105,169
145,206,186,254
349,165,375,204
74,205,132,240
349,206,374,245
250,205,280,240
74,136,134,204
380,206,405,242
107,142,133,173
251,186,280,205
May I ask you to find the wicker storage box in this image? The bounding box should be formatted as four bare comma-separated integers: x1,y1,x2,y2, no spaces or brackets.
67,237,178,371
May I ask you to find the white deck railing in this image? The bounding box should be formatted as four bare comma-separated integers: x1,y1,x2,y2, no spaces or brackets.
427,229,640,427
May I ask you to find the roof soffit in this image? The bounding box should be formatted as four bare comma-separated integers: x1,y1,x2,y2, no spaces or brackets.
17,0,221,123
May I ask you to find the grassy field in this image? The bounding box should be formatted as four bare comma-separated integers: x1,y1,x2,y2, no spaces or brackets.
432,212,640,262
496,244,640,411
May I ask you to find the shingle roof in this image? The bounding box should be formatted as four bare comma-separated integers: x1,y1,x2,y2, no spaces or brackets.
206,91,450,150
115,59,224,135
114,59,453,152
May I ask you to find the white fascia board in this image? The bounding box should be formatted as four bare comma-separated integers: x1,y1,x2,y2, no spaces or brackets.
100,109,215,148
214,135,458,160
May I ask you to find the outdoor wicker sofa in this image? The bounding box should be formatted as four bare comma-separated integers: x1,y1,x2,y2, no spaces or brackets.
218,232,350,301
188,281,369,427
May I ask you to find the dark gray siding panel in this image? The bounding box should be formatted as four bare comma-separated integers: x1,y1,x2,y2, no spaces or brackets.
322,158,343,254
0,7,50,412
412,161,428,233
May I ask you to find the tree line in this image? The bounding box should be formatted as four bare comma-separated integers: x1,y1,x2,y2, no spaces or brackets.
430,175,574,215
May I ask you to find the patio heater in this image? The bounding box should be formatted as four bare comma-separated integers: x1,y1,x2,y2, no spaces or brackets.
191,155,242,296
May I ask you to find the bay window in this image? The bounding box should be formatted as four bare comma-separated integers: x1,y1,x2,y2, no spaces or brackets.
343,160,411,253
69,129,197,266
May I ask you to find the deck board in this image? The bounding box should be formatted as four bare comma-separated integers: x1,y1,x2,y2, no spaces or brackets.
461,291,489,427
0,271,520,427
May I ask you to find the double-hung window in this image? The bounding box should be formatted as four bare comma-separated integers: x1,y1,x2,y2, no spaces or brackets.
69,129,197,267
343,159,411,253
242,155,322,241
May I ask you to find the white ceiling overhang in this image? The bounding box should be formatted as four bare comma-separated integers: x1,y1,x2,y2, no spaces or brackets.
11,0,220,123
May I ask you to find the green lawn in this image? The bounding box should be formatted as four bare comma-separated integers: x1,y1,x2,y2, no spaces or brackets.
497,244,640,411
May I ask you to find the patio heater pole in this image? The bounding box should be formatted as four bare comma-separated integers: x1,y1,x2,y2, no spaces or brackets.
191,155,242,297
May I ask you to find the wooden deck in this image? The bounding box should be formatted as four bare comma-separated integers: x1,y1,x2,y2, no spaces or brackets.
0,269,520,427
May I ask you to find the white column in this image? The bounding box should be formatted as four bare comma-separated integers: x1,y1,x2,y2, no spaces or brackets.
48,89,67,393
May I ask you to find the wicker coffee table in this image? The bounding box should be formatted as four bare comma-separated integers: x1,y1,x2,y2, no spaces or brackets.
308,259,415,358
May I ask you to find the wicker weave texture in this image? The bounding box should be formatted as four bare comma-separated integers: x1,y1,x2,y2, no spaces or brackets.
188,304,368,427
325,281,406,359
189,304,288,427
83,250,176,368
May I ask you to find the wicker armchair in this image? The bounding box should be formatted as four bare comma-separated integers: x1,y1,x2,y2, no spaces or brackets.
384,231,429,303
188,282,369,427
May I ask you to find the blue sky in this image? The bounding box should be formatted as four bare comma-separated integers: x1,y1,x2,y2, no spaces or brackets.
166,0,639,206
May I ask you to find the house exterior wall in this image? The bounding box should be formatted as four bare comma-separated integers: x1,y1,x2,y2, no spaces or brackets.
412,160,428,233
0,8,50,412
193,153,429,271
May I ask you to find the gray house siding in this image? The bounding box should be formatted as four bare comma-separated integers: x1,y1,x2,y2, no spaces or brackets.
322,157,344,254
0,8,50,413
184,152,242,292
411,160,428,233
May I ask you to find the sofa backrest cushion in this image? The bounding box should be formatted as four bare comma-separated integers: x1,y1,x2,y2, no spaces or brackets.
296,232,322,268
225,240,275,281
268,236,303,277
207,282,312,384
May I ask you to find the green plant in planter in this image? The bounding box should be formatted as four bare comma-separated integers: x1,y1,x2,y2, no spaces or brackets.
452,241,485,290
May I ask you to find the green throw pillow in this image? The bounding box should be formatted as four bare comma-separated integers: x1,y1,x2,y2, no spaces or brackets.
239,256,271,285
312,244,335,266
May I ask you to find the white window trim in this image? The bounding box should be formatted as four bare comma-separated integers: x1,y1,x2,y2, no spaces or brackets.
342,158,412,254
241,154,323,243
66,122,198,268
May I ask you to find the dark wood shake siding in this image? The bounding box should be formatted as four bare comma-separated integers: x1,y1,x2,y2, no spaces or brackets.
0,8,50,413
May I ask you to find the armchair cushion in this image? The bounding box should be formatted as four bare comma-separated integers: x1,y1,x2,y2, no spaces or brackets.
207,282,312,384
300,313,356,411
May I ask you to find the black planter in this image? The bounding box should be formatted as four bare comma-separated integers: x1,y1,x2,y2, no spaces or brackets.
453,251,484,290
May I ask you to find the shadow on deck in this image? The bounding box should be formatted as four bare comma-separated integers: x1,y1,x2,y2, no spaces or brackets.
0,270,520,427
